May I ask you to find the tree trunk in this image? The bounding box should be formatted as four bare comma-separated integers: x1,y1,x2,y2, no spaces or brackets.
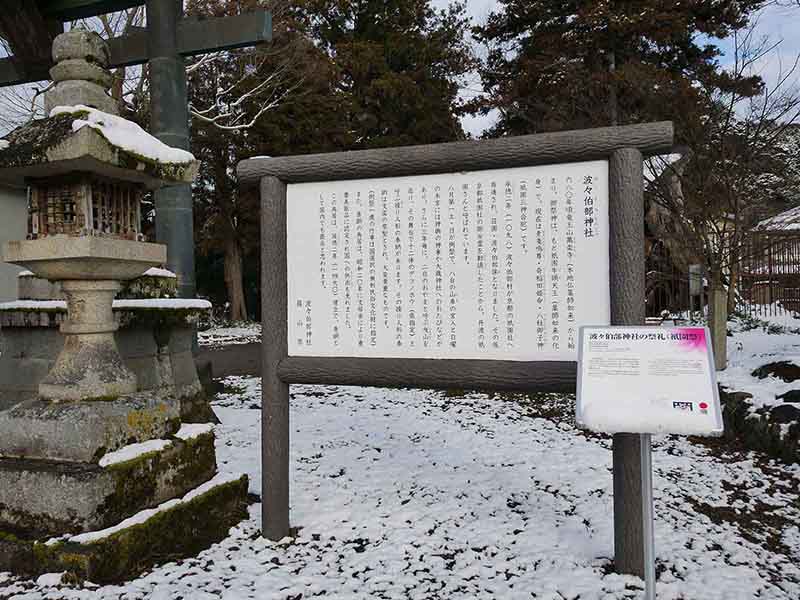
727,261,739,315
709,271,728,371
224,236,248,322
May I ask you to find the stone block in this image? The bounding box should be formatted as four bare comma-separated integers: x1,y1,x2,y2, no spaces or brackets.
124,355,161,390
169,327,195,354
3,237,166,281
18,275,63,301
0,475,249,584
0,328,62,359
0,433,216,538
117,328,158,359
0,358,51,392
52,29,110,66
44,80,118,116
171,349,201,389
0,393,181,463
180,391,220,425
50,59,113,88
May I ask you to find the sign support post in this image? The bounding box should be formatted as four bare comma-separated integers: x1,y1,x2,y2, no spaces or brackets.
261,176,291,541
640,433,656,600
608,147,648,577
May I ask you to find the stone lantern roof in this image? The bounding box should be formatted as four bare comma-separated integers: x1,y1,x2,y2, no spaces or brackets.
0,28,197,190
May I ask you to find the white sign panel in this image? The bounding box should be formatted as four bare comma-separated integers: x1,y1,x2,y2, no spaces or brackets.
576,326,723,436
287,162,610,361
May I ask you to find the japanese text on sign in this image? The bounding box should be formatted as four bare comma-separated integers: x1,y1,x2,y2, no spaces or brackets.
287,162,610,361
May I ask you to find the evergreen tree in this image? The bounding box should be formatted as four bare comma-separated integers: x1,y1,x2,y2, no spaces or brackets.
306,0,475,148
473,0,767,136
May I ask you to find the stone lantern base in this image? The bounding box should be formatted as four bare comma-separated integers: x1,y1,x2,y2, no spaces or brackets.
0,287,245,584
0,473,249,585
0,392,250,583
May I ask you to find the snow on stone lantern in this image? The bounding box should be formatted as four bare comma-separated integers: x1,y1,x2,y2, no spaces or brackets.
0,28,198,402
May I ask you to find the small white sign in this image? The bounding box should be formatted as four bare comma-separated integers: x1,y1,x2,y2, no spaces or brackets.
286,161,610,361
576,326,723,436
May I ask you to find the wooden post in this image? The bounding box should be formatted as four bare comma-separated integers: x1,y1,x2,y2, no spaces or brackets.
261,176,290,540
609,148,647,577
711,281,728,371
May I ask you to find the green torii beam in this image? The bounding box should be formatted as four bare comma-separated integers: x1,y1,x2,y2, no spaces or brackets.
0,8,272,87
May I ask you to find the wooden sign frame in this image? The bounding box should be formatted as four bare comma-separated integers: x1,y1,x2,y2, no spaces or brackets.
238,121,674,577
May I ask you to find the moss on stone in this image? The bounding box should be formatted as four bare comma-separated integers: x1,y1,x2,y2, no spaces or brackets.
0,113,78,169
0,109,195,187
180,391,220,424
81,475,248,584
72,476,247,584
116,308,204,331
125,402,176,441
98,433,217,527
0,476,248,583
120,275,178,300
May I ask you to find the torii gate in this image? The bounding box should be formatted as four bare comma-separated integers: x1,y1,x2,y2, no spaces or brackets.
0,0,271,299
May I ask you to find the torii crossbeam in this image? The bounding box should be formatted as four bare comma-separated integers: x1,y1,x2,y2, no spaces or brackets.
0,2,272,87
0,0,272,301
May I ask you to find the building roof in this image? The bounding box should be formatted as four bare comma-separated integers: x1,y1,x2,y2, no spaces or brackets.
755,205,800,233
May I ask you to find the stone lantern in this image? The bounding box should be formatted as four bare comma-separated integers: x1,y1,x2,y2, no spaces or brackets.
1,27,194,402
0,29,248,583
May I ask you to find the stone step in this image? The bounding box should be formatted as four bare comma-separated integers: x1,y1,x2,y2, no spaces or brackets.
0,392,181,463
0,472,250,584
0,427,217,538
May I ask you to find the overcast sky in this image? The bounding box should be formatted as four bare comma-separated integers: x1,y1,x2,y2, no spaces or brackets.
433,0,800,137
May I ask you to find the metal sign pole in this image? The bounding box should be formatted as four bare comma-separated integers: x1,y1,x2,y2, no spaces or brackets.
640,433,656,599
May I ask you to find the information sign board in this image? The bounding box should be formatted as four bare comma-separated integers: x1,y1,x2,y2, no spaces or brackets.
576,326,722,436
287,162,610,361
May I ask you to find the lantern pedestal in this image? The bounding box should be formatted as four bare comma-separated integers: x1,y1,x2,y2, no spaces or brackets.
3,237,166,401
38,280,137,401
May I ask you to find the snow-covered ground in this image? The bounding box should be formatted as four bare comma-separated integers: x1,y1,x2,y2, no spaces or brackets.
4,321,800,599
3,376,800,599
719,313,800,410
198,322,262,348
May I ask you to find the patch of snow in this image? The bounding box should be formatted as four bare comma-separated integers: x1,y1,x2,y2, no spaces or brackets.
0,299,211,312
784,526,800,560
16,270,34,278
34,572,64,587
0,300,67,311
50,105,196,165
175,423,214,441
142,267,177,279
98,439,173,468
756,205,800,231
198,322,261,347
718,313,800,411
114,299,212,310
63,473,244,545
